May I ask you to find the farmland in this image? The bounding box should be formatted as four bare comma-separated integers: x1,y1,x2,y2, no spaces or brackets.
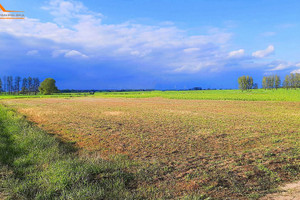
1,93,299,199
94,89,300,101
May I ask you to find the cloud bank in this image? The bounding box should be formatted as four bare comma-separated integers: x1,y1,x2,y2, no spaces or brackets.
0,0,299,89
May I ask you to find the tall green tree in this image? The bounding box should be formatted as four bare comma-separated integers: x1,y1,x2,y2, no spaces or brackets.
238,75,254,91
39,78,59,95
265,76,274,89
238,76,246,91
248,76,253,90
295,73,300,88
0,78,2,93
274,75,281,89
33,78,40,94
28,77,33,94
21,78,28,94
14,76,21,94
7,76,13,94
283,75,290,89
262,77,267,89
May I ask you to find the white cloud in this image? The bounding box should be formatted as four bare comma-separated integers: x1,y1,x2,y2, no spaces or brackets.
228,49,245,58
291,69,300,73
26,50,39,56
42,0,102,26
269,63,289,71
52,49,88,58
64,50,88,58
252,45,274,58
268,61,300,71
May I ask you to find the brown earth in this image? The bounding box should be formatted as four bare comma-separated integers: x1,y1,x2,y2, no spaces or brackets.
261,181,300,200
2,97,300,199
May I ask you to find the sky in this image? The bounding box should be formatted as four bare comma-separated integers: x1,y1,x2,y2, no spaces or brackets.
0,0,300,90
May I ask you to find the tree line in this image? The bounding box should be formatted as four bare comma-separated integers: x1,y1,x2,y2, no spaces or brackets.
0,76,40,95
262,75,281,89
238,76,258,91
238,73,300,91
282,73,300,89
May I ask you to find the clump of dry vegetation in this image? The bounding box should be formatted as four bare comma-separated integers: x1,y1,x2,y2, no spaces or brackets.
2,97,300,199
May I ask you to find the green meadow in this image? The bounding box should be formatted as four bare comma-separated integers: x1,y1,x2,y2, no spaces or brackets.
0,89,299,102
95,89,300,101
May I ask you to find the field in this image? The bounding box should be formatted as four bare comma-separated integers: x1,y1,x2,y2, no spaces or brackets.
1,91,299,199
0,93,93,99
94,89,300,101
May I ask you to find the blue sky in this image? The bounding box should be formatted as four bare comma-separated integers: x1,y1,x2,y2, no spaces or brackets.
0,0,300,89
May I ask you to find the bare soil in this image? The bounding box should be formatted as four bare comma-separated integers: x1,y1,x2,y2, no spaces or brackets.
261,181,300,200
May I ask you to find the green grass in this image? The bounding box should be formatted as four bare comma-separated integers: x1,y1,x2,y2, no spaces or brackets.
0,89,299,102
0,105,142,200
0,93,92,99
94,89,300,101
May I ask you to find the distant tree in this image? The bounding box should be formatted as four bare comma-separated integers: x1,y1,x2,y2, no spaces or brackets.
7,76,13,94
28,77,33,94
33,78,40,94
0,78,2,93
238,76,246,91
283,75,290,89
192,87,202,90
296,73,300,88
265,76,274,89
262,75,280,89
290,73,300,89
238,75,253,91
21,78,28,94
39,78,58,95
253,83,258,89
262,77,267,89
274,75,281,89
247,76,253,90
14,76,21,94
283,73,300,89
271,76,275,88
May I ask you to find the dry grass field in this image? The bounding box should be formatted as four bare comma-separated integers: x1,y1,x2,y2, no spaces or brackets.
2,97,300,199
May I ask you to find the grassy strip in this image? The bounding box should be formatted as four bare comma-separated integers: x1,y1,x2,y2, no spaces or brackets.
94,89,300,101
0,105,141,200
0,93,93,100
0,89,299,101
